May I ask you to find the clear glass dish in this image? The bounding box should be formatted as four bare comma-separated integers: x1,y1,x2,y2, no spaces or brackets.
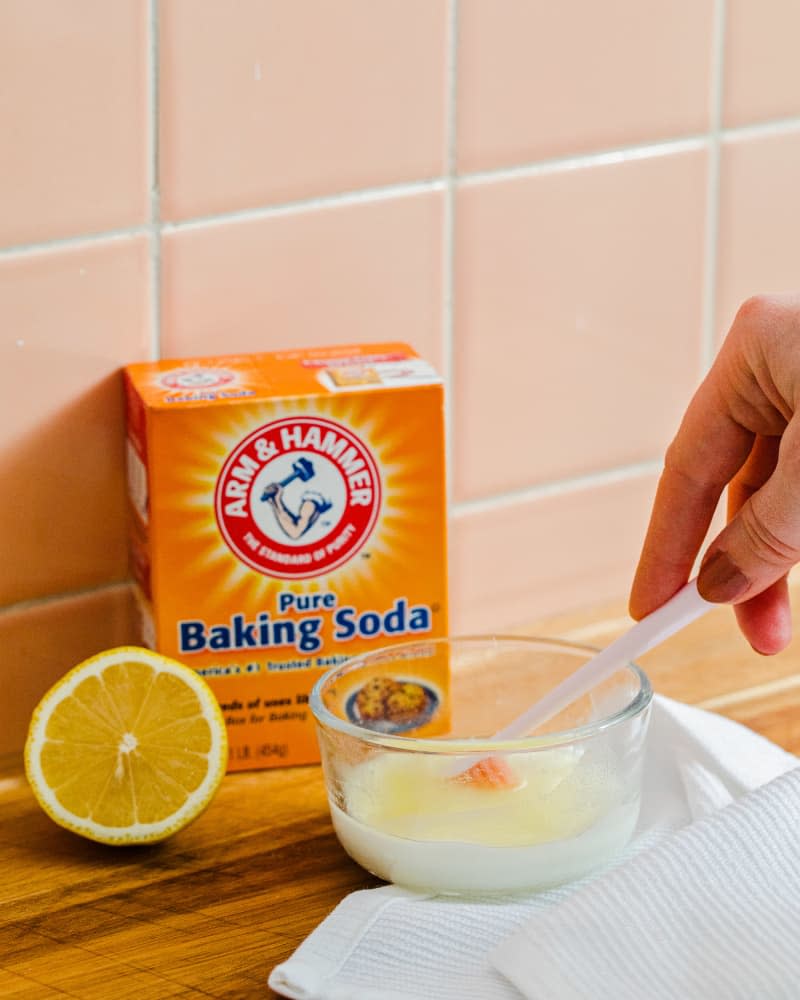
310,636,652,894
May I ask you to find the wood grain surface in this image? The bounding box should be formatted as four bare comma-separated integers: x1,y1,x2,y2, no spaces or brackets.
2,589,799,999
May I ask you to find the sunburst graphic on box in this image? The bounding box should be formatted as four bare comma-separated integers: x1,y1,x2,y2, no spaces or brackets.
151,392,446,636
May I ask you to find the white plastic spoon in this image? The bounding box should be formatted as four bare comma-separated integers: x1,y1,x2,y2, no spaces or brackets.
451,578,714,785
496,577,713,740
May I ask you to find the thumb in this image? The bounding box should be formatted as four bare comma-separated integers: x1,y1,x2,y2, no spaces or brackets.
698,423,800,604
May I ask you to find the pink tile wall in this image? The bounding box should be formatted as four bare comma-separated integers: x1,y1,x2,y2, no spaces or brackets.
159,0,448,220
161,193,444,366
1,2,798,750
0,0,149,247
451,474,659,633
457,0,714,172
453,150,706,500
723,0,800,127
716,130,800,336
0,239,152,606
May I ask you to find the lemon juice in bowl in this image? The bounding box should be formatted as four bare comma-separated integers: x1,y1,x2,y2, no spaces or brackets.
312,637,651,894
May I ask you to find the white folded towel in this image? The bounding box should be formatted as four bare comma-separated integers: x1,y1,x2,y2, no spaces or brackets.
269,696,798,1000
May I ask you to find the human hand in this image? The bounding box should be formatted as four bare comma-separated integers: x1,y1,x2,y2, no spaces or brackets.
630,293,800,654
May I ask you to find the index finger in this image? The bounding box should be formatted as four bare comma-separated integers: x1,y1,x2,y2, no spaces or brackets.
629,374,754,619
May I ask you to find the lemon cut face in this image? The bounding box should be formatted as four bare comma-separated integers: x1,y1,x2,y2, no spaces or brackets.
25,647,228,845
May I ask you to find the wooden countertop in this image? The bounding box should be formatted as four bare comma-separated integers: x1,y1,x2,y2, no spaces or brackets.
2,590,800,999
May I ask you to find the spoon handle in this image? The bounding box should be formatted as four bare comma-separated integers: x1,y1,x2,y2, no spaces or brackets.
492,579,714,741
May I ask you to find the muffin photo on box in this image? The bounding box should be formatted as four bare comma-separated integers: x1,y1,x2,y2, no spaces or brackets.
347,673,439,733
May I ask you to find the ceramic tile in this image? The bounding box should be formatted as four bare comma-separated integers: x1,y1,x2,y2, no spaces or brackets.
723,0,800,127
450,474,659,633
161,192,445,369
453,149,707,501
0,237,151,605
457,0,713,172
159,0,448,220
0,585,137,755
0,0,148,247
716,130,800,337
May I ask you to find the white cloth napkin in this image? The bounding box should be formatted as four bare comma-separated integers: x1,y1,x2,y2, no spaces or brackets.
269,696,799,1000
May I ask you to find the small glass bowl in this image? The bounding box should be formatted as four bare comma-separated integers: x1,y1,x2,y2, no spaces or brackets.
310,636,652,895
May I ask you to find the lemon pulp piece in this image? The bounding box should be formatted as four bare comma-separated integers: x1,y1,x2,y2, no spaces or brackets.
24,646,228,845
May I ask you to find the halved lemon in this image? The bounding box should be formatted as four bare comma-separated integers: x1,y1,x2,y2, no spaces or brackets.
25,646,228,845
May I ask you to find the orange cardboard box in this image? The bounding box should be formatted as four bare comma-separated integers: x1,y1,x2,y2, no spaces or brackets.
123,343,448,771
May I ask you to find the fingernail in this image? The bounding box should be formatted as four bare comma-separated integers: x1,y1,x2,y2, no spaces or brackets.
698,550,751,603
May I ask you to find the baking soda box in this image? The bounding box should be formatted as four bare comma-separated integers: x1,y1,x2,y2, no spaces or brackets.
123,343,448,771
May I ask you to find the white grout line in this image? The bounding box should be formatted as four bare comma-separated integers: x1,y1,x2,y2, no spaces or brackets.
160,178,448,233
1,117,799,261
700,0,727,373
149,232,162,359
458,135,711,188
148,0,162,360
723,116,800,142
450,459,662,518
442,0,459,507
459,117,800,190
0,227,151,260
